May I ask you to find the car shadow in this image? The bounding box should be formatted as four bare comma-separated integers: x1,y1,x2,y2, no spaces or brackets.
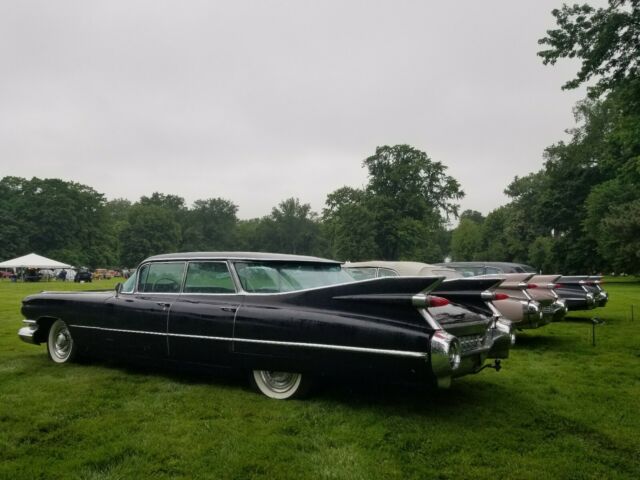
511,333,574,349
78,354,514,414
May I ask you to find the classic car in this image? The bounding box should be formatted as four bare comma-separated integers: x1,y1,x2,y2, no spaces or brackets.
344,261,564,329
438,262,608,311
74,268,93,283
18,252,515,399
477,273,567,326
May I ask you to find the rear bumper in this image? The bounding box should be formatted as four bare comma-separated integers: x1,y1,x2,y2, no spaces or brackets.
595,291,608,307
564,292,596,311
451,320,513,378
18,320,40,345
541,300,568,323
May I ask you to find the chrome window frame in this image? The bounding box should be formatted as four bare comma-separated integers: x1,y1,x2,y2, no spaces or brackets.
181,260,238,295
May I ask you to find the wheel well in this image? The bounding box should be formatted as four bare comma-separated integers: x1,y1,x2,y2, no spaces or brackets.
34,317,60,344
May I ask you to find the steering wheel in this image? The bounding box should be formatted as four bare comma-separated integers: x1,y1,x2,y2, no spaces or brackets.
152,277,180,292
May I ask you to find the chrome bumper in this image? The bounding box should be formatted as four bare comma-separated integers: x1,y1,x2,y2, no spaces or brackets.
18,320,39,345
541,300,568,323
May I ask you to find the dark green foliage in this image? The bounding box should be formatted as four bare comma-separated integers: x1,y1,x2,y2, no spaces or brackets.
181,198,238,252
449,3,640,273
257,198,321,255
324,145,463,262
119,205,182,267
538,1,640,97
0,177,116,268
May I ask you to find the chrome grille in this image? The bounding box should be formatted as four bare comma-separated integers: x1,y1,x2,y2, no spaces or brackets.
541,305,556,314
458,334,484,354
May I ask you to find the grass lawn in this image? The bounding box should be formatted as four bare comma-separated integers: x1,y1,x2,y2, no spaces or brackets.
1,279,639,479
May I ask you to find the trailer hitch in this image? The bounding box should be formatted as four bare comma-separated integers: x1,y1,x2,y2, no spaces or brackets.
476,359,502,373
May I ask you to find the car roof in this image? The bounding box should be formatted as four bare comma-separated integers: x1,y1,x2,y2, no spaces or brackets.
144,251,340,264
344,260,460,277
435,261,536,272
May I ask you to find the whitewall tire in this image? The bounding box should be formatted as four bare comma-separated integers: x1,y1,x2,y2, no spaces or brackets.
250,370,310,400
47,320,77,364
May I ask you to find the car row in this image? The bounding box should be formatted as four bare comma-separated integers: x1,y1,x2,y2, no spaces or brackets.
437,262,608,311
344,261,569,330
16,252,608,400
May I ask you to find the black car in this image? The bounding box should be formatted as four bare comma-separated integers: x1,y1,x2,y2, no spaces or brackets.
74,268,92,283
18,252,514,399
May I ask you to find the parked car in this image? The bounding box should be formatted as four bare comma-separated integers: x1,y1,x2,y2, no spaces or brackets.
18,252,514,399
477,273,567,326
344,261,563,329
555,275,608,310
438,262,607,311
74,268,92,283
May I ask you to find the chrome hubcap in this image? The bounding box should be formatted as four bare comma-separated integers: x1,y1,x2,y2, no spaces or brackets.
259,371,299,393
52,325,72,359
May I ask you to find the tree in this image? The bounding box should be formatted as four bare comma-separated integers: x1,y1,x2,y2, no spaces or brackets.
538,1,640,97
119,205,181,266
450,219,484,261
181,198,238,251
258,198,320,255
364,145,464,221
322,187,379,260
322,145,464,261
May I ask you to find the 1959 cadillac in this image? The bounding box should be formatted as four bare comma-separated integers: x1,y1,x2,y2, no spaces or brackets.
18,252,514,399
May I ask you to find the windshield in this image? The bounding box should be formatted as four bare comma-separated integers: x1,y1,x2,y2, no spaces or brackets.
234,261,354,293
519,264,538,273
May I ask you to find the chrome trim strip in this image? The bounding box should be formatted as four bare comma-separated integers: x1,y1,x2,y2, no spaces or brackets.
68,325,427,359
233,337,427,358
71,325,166,336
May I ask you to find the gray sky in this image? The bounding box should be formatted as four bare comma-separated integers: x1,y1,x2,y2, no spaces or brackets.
0,1,595,219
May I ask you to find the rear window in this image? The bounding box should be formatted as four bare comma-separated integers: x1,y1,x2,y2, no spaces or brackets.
234,262,353,293
344,267,378,280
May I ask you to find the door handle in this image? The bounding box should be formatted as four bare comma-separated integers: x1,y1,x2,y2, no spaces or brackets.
156,302,171,308
221,307,237,313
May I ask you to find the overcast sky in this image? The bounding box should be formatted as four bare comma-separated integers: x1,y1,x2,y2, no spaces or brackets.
0,1,598,219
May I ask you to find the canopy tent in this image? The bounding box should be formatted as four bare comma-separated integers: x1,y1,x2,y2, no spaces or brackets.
0,253,73,269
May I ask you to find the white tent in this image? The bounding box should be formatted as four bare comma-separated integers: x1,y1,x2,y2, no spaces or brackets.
0,253,73,269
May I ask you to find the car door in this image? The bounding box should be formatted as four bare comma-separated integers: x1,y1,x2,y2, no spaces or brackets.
167,261,241,367
102,261,185,358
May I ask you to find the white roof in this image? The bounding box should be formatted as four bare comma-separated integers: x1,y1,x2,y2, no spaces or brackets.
0,253,73,269
344,260,461,278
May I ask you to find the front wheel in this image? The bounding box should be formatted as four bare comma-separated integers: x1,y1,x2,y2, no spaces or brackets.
250,370,311,399
47,320,78,363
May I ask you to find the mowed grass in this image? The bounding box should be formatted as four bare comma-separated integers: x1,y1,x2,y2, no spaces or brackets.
1,279,639,479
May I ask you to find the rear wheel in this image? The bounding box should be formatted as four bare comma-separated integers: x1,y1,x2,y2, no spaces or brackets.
47,320,77,363
250,370,310,399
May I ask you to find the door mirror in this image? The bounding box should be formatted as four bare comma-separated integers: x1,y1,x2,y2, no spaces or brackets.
114,282,122,296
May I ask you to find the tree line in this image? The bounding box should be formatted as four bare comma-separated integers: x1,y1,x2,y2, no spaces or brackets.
450,0,639,274
0,145,461,268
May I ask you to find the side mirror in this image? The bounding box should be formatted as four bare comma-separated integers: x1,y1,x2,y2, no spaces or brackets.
114,282,122,296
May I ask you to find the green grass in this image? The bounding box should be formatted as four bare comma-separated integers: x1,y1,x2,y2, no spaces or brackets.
1,279,639,479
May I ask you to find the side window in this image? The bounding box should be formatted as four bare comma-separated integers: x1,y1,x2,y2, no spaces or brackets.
120,270,137,293
485,267,502,275
138,262,185,293
344,267,378,280
184,262,236,294
377,268,399,278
